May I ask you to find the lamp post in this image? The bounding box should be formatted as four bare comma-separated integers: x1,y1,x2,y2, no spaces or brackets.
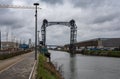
34,3,39,60
37,31,40,46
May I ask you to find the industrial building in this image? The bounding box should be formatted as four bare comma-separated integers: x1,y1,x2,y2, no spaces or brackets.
64,38,120,50
1,42,19,50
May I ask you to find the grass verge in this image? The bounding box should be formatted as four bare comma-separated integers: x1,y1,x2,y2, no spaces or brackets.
37,54,62,79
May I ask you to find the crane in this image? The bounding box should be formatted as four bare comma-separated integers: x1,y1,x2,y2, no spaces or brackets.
0,4,41,9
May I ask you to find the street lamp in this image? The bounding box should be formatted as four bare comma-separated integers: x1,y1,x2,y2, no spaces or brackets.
34,3,39,60
37,30,40,46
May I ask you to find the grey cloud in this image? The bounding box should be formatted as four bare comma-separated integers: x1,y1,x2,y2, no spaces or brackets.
11,24,24,29
0,14,24,29
0,0,13,4
70,0,104,8
0,0,13,12
0,13,29,31
46,26,70,45
40,0,63,5
0,16,17,25
0,0,120,44
88,20,120,32
93,13,120,24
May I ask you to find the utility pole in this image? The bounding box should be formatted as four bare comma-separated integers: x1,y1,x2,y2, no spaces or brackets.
37,31,40,45
34,3,39,60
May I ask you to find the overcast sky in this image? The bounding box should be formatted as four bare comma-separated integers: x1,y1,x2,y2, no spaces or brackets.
0,0,120,45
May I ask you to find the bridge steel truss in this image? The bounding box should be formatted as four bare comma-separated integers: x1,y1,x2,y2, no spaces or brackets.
41,19,77,53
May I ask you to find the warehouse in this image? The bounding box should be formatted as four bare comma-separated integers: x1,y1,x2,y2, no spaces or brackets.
64,38,120,50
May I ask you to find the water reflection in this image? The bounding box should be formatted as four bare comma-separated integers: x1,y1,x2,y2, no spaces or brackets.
49,50,120,79
69,55,76,79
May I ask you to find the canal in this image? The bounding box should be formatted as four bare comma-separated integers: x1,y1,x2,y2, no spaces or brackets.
49,50,120,79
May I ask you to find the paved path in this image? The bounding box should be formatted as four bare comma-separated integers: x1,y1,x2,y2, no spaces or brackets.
0,52,35,79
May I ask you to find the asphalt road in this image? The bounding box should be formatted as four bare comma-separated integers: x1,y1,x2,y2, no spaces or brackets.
0,52,35,79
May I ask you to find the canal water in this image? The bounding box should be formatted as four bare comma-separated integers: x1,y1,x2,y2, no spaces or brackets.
49,50,120,79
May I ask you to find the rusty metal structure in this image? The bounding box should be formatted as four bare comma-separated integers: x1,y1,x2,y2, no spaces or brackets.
41,19,77,53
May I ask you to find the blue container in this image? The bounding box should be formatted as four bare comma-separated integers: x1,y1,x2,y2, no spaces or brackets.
19,44,29,49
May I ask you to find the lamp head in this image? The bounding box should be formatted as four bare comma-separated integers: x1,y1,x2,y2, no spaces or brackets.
34,3,39,6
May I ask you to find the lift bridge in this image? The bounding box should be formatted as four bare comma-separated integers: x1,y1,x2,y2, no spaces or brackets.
41,19,77,54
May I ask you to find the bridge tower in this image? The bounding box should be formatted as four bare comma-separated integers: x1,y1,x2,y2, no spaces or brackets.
41,19,77,54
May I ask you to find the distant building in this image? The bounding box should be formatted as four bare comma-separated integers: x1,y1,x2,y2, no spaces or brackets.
64,38,120,50
1,41,19,50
